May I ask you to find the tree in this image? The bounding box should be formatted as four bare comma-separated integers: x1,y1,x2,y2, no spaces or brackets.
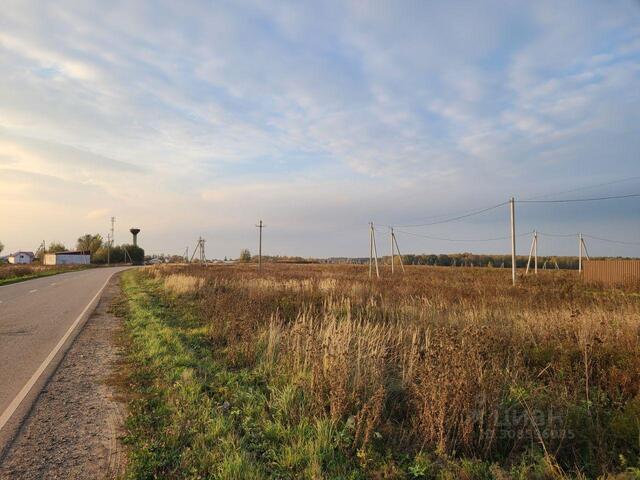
239,249,251,262
0,241,3,255
47,242,67,253
93,244,144,265
77,234,103,255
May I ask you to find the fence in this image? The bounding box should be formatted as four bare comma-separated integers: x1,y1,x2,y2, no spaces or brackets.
583,259,640,286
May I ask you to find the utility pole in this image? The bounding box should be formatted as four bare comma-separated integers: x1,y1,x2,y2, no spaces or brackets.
525,230,538,276
578,233,589,273
368,222,379,279
189,238,204,264
392,230,405,273
200,237,206,264
582,236,590,264
369,223,373,278
534,230,538,274
106,216,115,266
256,220,265,272
185,246,189,264
390,227,395,274
510,197,516,286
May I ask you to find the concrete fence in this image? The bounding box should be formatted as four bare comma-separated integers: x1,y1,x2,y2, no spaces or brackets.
583,259,640,286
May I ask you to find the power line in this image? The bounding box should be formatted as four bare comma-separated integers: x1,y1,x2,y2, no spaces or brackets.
538,231,578,238
582,234,640,246
392,201,508,228
517,193,640,204
395,229,533,243
521,175,640,201
535,232,640,246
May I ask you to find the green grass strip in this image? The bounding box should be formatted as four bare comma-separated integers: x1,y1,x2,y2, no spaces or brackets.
0,266,92,286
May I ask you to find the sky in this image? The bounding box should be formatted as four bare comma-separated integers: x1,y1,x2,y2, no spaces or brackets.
1,0,639,259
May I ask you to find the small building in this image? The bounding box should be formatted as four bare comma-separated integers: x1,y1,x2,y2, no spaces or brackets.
43,251,91,266
8,251,35,264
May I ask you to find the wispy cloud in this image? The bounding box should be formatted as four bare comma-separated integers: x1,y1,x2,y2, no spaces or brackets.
1,0,639,256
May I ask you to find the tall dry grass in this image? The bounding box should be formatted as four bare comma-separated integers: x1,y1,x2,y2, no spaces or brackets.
145,263,640,476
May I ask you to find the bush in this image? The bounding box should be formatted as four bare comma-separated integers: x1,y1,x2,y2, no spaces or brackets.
239,249,252,262
93,244,144,264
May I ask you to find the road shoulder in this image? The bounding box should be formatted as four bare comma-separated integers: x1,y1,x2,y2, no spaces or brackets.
0,274,127,479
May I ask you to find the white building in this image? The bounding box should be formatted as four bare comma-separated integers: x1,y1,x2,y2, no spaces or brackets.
8,251,35,264
43,251,91,266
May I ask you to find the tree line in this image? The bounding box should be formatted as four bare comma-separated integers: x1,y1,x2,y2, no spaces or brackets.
0,234,144,264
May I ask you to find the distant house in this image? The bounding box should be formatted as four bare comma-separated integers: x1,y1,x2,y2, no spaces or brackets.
43,251,91,266
8,251,35,264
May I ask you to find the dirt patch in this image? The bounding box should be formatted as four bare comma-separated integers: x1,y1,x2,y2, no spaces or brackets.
0,275,127,479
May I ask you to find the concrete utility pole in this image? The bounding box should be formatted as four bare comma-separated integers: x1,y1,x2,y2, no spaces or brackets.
369,222,379,279
534,230,538,274
390,227,395,274
111,217,115,246
200,237,206,264
392,230,405,273
107,233,111,266
185,246,189,263
510,197,516,286
256,220,265,272
525,230,539,276
578,233,589,273
578,233,583,273
369,223,373,278
189,237,205,264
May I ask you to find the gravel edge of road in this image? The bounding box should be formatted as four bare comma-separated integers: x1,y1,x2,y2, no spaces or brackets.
0,274,127,479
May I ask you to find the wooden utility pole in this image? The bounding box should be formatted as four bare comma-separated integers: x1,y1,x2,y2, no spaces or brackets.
256,220,265,272
510,197,516,286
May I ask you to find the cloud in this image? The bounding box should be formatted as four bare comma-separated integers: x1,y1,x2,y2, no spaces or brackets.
85,208,110,220
0,0,639,256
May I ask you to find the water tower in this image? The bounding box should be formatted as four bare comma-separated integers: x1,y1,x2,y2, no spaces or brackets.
130,228,140,246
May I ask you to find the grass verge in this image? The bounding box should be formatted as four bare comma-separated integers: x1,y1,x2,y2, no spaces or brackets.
0,265,93,286
119,269,367,479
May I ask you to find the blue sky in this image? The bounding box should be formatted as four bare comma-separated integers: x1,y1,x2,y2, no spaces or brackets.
1,0,639,258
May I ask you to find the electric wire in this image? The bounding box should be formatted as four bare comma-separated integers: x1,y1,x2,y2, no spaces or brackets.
394,229,533,243
582,234,640,246
538,231,579,238
535,232,640,246
517,193,640,203
391,201,509,228
520,175,640,201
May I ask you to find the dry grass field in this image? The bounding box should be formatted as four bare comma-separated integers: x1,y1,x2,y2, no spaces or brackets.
0,264,90,285
120,264,640,479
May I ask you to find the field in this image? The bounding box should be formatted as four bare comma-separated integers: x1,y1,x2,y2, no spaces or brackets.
118,264,640,479
0,264,91,286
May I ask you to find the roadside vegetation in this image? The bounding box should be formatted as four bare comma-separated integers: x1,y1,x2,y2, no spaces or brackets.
0,264,92,286
118,265,640,479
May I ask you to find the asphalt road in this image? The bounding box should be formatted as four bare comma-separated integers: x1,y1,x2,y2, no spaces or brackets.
0,266,129,454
